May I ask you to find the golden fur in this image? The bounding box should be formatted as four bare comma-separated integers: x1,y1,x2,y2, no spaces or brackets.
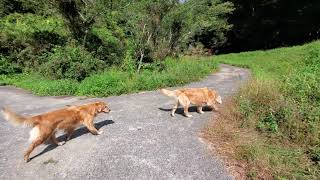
161,87,222,117
1,101,110,162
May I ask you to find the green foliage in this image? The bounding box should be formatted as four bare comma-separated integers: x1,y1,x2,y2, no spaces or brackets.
77,57,218,97
0,0,58,17
120,44,137,73
39,43,106,81
0,13,69,39
215,40,320,178
77,70,131,96
1,73,78,96
0,13,69,71
182,0,234,49
0,56,22,74
309,147,320,163
1,0,232,76
87,23,126,65
124,0,233,65
2,57,218,97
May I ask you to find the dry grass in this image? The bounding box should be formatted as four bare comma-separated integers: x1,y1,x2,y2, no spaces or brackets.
203,40,320,179
203,98,273,179
202,79,318,179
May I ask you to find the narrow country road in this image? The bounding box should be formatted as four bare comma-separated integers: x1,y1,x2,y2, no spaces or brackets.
0,64,249,180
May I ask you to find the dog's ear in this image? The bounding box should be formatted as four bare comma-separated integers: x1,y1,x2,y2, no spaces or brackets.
93,103,100,112
96,102,110,113
216,96,222,104
97,106,103,112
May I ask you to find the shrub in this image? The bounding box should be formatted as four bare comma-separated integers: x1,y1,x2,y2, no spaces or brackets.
86,24,126,65
77,70,131,97
0,13,68,39
0,55,22,74
0,13,69,70
39,44,106,81
2,56,218,97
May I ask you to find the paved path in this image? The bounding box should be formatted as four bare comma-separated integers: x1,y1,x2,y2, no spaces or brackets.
0,64,249,180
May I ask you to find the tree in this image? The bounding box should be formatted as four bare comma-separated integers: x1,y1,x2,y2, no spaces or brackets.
181,0,234,51
124,0,234,71
222,0,320,52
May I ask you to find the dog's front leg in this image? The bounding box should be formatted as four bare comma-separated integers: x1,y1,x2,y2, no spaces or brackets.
84,118,102,135
66,127,75,141
197,106,204,114
211,104,219,111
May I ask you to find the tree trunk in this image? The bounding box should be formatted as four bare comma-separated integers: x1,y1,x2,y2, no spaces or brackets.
137,50,144,73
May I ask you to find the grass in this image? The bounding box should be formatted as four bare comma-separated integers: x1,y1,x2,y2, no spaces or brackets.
204,41,320,179
0,56,218,96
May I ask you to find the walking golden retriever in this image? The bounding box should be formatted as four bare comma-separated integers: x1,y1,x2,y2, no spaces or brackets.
1,101,110,162
161,87,222,117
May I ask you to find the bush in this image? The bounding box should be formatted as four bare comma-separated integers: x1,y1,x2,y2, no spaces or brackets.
86,24,126,65
0,55,22,74
2,56,218,97
39,44,106,81
0,13,69,70
77,70,131,97
0,13,68,39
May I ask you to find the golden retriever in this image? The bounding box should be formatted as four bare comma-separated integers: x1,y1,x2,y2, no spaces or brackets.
1,101,110,162
161,87,222,117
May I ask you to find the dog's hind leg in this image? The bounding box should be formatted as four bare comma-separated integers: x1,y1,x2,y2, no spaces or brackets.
176,95,192,117
50,133,65,146
183,105,192,118
24,127,53,162
179,95,192,117
171,100,179,117
24,136,46,162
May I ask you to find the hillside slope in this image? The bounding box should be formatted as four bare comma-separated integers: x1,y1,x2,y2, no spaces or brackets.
205,41,320,179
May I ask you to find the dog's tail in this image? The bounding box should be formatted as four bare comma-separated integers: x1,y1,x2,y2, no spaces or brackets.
160,88,177,97
1,106,34,126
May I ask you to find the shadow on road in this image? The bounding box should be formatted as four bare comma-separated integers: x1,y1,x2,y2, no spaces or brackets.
30,119,114,161
158,106,213,116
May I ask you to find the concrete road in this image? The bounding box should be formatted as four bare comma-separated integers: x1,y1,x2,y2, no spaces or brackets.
0,64,249,180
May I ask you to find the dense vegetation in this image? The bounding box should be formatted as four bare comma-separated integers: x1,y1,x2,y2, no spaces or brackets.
0,0,232,82
0,57,218,96
205,41,320,179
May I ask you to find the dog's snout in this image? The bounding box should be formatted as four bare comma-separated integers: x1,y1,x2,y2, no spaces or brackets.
103,107,111,113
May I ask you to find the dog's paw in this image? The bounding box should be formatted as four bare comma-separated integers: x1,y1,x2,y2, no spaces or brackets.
171,113,175,117
24,155,30,163
98,130,103,135
198,111,204,114
213,108,219,112
185,114,192,118
58,141,66,146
